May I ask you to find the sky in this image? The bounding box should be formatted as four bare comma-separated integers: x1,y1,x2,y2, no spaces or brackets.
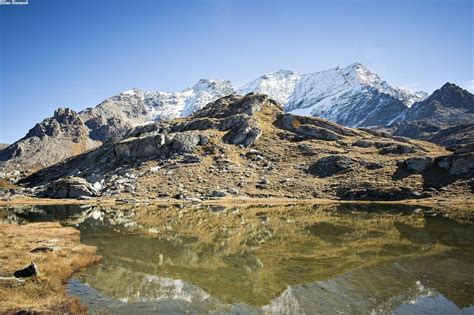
0,0,472,144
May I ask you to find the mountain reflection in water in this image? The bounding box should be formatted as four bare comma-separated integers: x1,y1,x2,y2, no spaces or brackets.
1,203,473,314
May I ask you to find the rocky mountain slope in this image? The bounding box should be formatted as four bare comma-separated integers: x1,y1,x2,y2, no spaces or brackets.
387,83,474,147
20,94,472,201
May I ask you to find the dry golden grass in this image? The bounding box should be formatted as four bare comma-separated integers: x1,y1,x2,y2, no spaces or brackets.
0,179,16,191
0,222,100,313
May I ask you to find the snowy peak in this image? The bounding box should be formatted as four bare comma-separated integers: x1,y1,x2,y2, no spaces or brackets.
140,78,234,121
191,79,233,94
342,62,381,86
237,70,300,105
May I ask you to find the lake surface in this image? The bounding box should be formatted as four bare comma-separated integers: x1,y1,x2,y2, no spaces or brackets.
2,203,474,314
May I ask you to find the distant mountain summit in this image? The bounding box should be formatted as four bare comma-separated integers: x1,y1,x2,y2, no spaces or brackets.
388,83,474,147
393,82,473,125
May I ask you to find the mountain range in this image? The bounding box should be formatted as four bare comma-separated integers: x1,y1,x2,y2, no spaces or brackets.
1,62,472,171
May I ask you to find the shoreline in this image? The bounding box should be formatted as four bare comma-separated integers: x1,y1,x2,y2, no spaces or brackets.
0,222,100,313
1,195,473,207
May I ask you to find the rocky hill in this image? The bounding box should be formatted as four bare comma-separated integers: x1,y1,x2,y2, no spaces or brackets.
20,94,473,202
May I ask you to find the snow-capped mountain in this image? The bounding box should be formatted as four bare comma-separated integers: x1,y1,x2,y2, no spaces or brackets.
239,63,427,127
127,63,426,128
142,79,235,120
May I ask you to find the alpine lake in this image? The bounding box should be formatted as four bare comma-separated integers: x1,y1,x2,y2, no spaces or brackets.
1,203,473,314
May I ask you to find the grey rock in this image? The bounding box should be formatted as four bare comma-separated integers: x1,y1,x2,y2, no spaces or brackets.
339,186,418,200
365,162,384,170
405,156,433,172
42,176,98,199
307,155,356,177
297,143,313,155
171,133,200,153
210,190,227,197
379,144,415,155
353,139,374,148
435,152,474,176
182,154,202,164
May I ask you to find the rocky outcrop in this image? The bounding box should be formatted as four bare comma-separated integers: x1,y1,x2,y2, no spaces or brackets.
307,155,357,177
0,91,152,171
0,108,100,170
404,156,433,173
378,143,416,155
21,94,276,189
435,152,474,176
276,114,360,141
41,177,98,199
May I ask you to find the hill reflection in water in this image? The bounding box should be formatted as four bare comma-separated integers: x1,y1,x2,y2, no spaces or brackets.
2,203,473,314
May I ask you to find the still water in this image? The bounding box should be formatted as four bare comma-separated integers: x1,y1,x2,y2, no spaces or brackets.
2,203,474,314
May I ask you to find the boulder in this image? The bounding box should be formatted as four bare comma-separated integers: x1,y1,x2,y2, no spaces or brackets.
210,190,227,197
435,152,474,176
115,134,166,158
405,156,433,173
42,176,98,199
14,261,40,278
182,154,202,164
379,144,415,155
307,155,356,177
171,133,200,153
298,143,314,155
221,115,262,147
352,139,374,148
277,114,359,140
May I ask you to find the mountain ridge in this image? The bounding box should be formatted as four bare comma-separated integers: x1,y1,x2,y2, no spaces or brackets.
2,63,470,174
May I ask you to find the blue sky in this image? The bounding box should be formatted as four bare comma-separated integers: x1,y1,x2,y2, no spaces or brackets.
0,0,472,143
